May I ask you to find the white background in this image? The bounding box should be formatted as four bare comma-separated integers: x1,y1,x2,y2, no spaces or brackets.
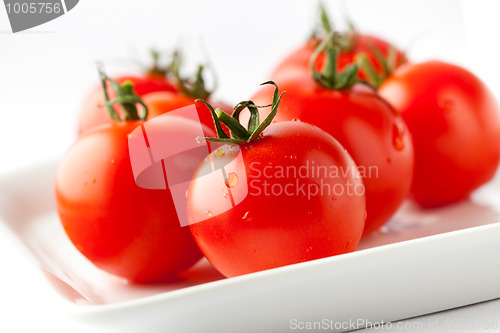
0,0,499,332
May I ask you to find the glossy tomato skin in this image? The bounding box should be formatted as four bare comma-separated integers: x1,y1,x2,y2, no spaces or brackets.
78,75,177,135
55,119,204,283
249,80,414,236
270,34,405,82
143,92,233,134
379,61,500,207
188,121,366,277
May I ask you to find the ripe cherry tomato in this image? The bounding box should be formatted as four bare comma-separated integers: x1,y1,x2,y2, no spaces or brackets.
56,71,208,283
187,84,366,277
251,82,412,236
379,61,500,207
271,33,405,85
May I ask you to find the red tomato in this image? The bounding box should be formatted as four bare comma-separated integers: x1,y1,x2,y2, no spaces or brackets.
270,34,405,83
379,61,500,207
78,74,177,135
187,87,366,277
249,78,413,236
55,117,209,283
57,71,212,283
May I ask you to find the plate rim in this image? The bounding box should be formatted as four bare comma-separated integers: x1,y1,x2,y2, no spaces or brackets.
64,221,500,317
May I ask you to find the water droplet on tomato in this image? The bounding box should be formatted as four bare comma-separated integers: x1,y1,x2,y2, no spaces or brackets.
205,210,212,217
242,211,249,220
224,192,230,199
292,118,300,122
392,123,405,151
214,149,225,157
251,249,256,253
225,172,238,188
306,246,312,253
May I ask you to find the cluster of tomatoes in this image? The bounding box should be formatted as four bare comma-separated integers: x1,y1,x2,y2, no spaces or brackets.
55,11,500,283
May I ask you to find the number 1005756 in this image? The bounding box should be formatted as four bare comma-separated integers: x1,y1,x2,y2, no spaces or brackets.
5,2,62,14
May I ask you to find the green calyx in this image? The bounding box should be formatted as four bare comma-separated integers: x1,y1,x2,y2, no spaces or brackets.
313,3,405,90
310,3,358,53
310,5,405,91
197,81,284,145
355,41,403,89
98,65,148,122
309,3,362,90
170,51,214,100
146,48,170,77
311,32,361,90
145,48,215,99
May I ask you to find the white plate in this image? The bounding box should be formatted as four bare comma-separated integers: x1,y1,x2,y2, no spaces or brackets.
0,161,499,333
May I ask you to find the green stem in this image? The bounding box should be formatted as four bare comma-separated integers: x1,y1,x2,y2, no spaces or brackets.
319,2,333,34
356,42,405,89
98,65,148,122
141,48,183,78
98,66,121,122
195,99,230,139
365,38,389,78
147,49,168,77
356,53,381,88
232,101,261,133
310,32,360,90
386,46,398,74
217,109,250,141
172,51,214,100
196,82,285,145
322,42,338,85
248,82,284,141
311,3,357,53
